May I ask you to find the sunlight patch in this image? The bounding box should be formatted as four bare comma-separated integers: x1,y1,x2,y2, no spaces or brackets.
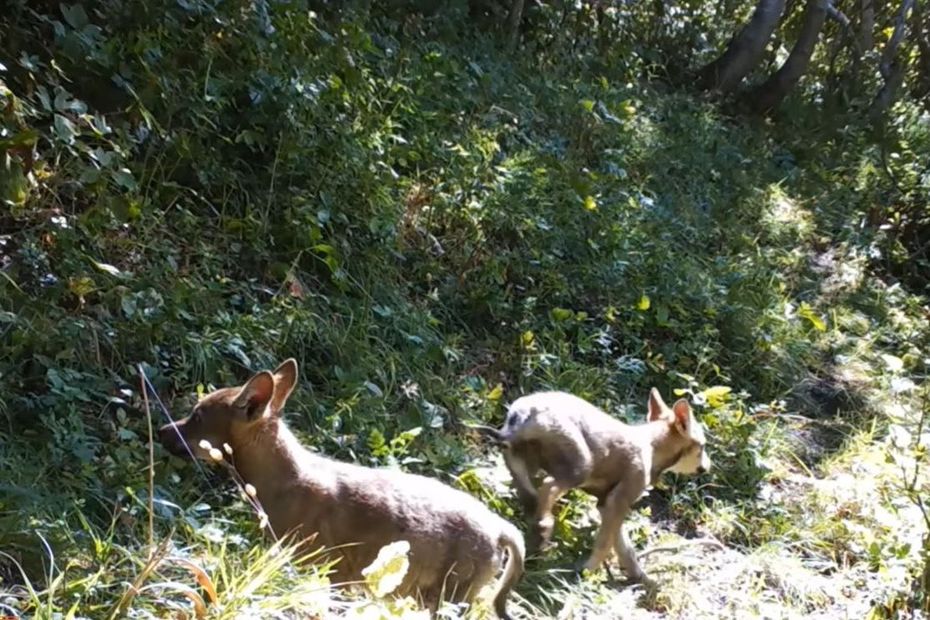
762,185,814,240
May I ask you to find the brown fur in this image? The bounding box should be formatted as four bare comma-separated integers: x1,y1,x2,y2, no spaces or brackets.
159,359,524,617
494,388,711,585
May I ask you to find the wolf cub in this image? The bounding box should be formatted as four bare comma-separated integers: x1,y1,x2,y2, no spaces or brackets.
160,359,525,617
489,388,710,585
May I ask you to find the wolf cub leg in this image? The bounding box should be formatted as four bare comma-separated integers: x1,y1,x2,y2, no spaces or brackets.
614,525,652,586
532,442,593,550
503,448,538,515
583,483,642,577
533,475,568,548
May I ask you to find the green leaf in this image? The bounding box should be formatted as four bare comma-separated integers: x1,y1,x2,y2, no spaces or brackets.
368,429,387,456
112,168,137,190
1,155,29,206
121,296,137,318
580,99,596,112
487,384,503,401
61,3,90,29
68,276,95,297
0,128,39,150
550,307,574,322
91,261,124,277
361,540,411,598
656,303,669,325
798,302,826,331
53,114,77,145
583,195,598,211
880,354,904,373
400,427,422,440
700,385,732,408
89,115,112,136
312,243,336,256
636,294,651,311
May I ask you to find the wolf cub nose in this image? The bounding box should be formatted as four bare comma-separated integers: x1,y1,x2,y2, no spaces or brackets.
158,424,186,456
697,466,707,475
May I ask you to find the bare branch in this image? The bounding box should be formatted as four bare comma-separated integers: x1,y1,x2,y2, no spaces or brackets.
913,0,930,100
827,1,863,56
870,0,915,119
880,0,916,79
827,3,849,27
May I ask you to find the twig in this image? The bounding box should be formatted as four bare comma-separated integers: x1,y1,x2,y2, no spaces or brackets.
750,410,855,427
139,370,210,480
638,537,727,560
108,535,173,620
826,1,863,56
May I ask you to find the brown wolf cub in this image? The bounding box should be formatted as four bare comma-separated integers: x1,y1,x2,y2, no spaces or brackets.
488,388,710,585
159,359,524,618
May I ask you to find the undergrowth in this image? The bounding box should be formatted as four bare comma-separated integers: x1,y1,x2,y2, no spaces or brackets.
1,2,928,618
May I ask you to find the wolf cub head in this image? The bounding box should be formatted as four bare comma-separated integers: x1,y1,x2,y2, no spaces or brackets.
647,388,711,475
159,359,298,460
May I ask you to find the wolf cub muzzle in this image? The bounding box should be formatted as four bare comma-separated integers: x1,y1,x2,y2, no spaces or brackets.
159,359,525,618
492,388,711,586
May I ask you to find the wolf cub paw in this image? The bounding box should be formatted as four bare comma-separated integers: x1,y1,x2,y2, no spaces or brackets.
632,571,658,591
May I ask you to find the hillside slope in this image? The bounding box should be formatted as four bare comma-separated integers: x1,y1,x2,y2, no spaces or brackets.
1,3,928,618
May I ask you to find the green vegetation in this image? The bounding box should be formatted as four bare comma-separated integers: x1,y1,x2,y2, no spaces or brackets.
1,1,928,618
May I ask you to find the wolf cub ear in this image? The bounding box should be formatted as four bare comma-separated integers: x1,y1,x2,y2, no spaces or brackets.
235,371,276,421
647,388,668,421
270,359,298,415
671,398,692,434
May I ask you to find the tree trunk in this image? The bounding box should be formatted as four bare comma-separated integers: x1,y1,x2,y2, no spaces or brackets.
860,0,875,50
870,0,915,119
698,0,788,93
869,58,907,118
760,0,802,73
506,0,526,50
749,0,829,111
913,0,930,102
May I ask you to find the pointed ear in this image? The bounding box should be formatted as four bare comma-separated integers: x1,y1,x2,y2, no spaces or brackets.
671,398,692,433
270,359,298,415
234,371,275,421
647,388,667,421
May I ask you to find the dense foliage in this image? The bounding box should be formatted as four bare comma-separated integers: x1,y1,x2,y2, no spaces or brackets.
1,1,928,618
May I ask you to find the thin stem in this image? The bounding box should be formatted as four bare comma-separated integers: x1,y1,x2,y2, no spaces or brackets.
140,365,155,552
